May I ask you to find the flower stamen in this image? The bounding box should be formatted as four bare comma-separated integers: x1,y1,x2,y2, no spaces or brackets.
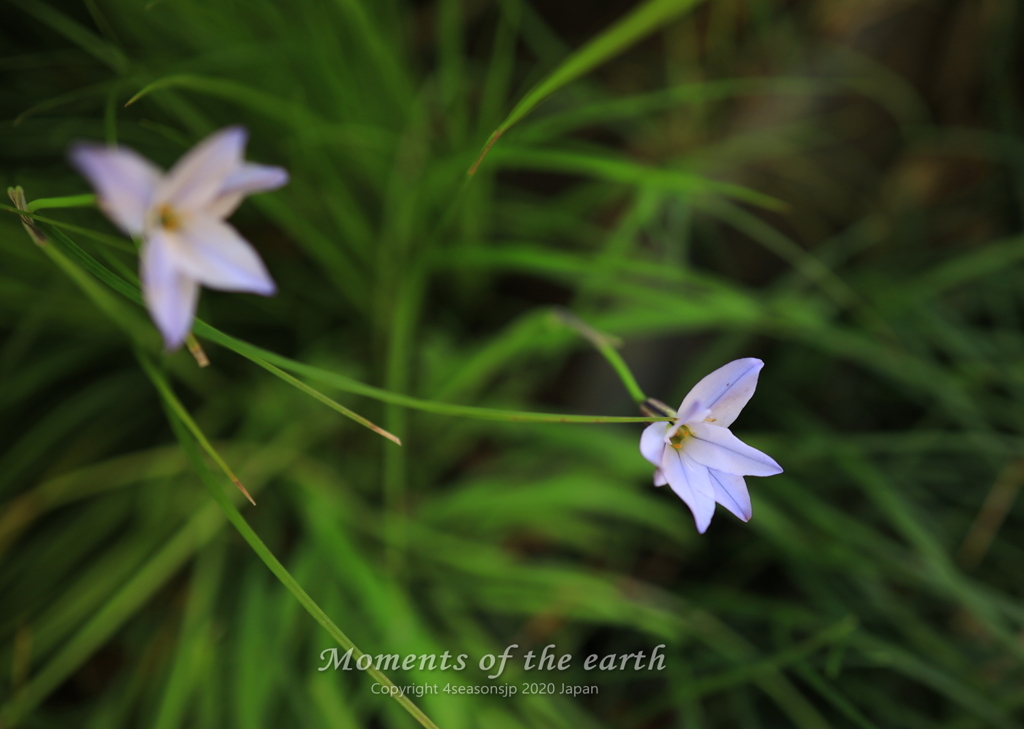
668,425,691,449
157,204,180,231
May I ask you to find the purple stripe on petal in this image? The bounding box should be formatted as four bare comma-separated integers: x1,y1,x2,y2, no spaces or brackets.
709,469,751,521
685,422,782,477
677,358,763,428
681,452,716,533
662,448,716,534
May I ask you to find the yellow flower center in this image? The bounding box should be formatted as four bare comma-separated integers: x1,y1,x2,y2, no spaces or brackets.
158,204,181,231
668,425,691,449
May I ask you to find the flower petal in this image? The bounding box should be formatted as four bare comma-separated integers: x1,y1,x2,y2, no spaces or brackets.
709,469,752,521
69,143,161,235
640,421,668,467
141,232,199,350
170,215,276,295
207,163,289,218
678,358,763,428
661,448,716,534
653,468,667,487
685,422,782,477
159,127,248,212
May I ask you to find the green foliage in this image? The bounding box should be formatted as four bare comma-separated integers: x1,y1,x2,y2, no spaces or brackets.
2,1,1024,728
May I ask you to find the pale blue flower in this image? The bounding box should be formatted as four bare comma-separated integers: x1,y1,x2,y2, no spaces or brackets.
640,358,782,533
70,127,288,349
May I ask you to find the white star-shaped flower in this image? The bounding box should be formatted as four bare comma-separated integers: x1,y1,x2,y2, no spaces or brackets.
70,126,288,349
640,358,782,533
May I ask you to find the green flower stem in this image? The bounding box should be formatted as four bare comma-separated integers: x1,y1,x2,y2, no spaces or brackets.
235,351,402,445
598,343,647,403
26,193,97,212
15,208,667,425
146,360,443,729
553,308,647,404
195,321,665,423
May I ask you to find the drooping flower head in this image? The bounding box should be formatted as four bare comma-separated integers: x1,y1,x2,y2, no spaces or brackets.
70,127,288,349
640,358,782,533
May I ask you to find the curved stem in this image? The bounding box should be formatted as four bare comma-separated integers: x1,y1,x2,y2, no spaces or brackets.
20,208,666,425
552,308,647,404
195,320,665,423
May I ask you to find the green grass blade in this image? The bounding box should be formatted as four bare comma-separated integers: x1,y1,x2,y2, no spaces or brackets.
469,0,706,173
0,504,226,726
7,0,130,73
25,194,97,212
486,147,786,210
153,376,443,729
137,353,258,504
124,74,321,128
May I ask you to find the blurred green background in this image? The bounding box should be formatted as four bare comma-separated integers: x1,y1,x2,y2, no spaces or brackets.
2,0,1024,727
